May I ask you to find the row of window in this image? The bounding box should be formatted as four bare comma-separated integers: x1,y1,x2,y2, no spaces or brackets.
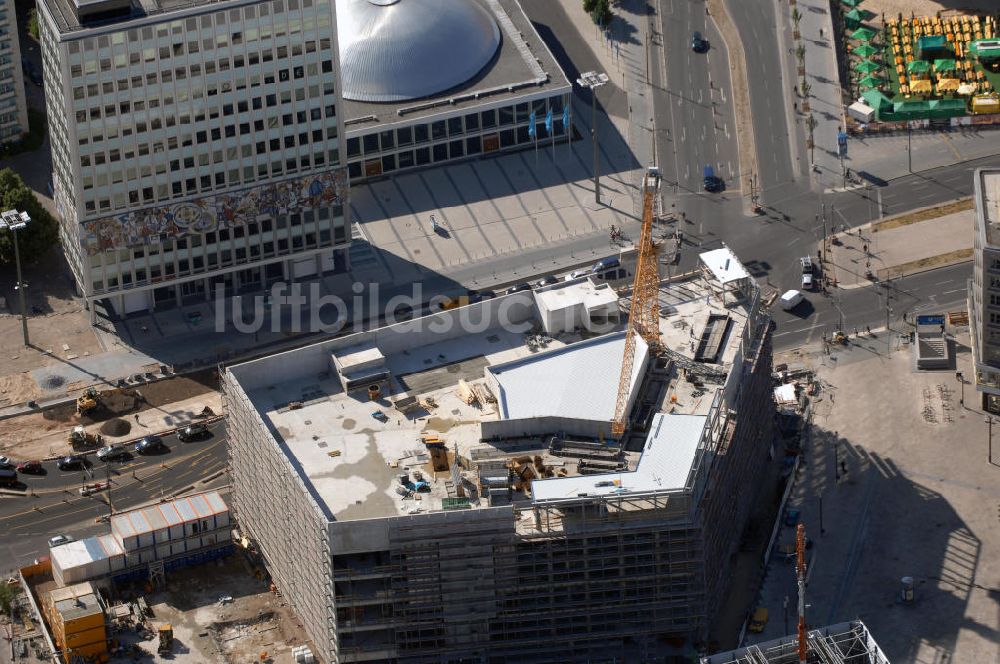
72,50,334,104
347,99,566,159
346,124,566,180
89,206,346,294
70,0,317,56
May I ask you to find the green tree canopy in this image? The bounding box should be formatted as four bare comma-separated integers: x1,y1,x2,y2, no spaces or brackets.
0,169,59,265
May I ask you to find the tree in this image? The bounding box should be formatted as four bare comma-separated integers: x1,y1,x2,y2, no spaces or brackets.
791,8,802,27
585,0,612,26
0,581,15,616
796,43,807,66
28,9,39,41
0,169,59,266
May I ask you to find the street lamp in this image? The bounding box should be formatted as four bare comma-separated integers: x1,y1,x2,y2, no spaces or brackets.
956,371,964,407
0,209,31,347
576,71,609,205
987,415,995,466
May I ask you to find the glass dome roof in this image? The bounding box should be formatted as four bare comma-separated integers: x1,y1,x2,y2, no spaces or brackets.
336,0,502,103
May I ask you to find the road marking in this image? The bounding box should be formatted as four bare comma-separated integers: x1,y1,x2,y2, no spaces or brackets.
933,279,956,286
681,126,686,142
786,238,800,247
943,288,965,295
773,324,818,338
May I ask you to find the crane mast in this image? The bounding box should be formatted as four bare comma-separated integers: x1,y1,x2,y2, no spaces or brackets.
611,168,662,435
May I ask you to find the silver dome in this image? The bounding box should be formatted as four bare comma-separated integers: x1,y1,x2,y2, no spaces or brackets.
337,0,502,103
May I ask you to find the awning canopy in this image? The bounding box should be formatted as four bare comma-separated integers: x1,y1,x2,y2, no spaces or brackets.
851,27,877,41
858,74,885,89
854,59,881,74
907,59,931,74
852,43,878,58
933,58,957,72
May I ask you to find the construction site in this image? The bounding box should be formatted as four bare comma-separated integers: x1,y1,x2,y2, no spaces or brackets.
702,620,890,664
222,171,778,662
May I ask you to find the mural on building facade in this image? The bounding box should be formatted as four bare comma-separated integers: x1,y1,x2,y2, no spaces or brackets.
80,168,348,255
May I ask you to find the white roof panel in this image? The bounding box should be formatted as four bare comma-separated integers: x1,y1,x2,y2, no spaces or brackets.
489,332,647,422
700,247,750,284
531,413,707,502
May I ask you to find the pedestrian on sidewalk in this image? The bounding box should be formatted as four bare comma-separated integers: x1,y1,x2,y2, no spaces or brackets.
819,28,824,38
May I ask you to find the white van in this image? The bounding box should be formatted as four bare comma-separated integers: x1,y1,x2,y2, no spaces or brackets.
779,290,805,311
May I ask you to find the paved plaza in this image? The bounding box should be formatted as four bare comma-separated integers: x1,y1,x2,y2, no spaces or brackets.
754,333,1000,662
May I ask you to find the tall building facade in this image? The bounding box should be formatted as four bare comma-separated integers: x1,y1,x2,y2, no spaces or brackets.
969,168,1000,412
0,0,29,143
223,249,775,663
37,0,349,316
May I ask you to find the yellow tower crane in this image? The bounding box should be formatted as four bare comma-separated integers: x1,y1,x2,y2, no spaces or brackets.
611,168,663,435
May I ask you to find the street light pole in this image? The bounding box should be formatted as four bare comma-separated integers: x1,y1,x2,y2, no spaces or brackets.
907,122,912,173
987,416,995,466
577,71,609,206
1,210,32,347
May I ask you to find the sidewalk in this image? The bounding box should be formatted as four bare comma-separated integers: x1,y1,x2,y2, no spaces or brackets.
795,0,846,189
826,203,973,289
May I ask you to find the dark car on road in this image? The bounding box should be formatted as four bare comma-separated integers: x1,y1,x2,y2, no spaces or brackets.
57,455,87,471
178,423,210,442
703,165,723,192
97,444,129,462
134,436,166,454
691,31,709,53
16,460,43,474
506,282,532,294
536,275,559,288
22,61,43,87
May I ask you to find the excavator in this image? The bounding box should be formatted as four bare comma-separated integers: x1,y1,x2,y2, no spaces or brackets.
75,387,102,416
68,425,104,449
611,167,663,435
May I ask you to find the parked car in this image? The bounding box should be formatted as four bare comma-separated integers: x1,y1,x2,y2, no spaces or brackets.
536,275,559,288
592,257,621,273
506,282,532,294
691,31,709,53
134,436,166,454
97,444,129,461
564,269,590,282
56,455,86,471
0,456,11,469
16,460,44,474
178,423,210,442
0,468,17,486
47,534,74,548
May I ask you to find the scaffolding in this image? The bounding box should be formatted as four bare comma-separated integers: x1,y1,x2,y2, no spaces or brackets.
701,621,891,664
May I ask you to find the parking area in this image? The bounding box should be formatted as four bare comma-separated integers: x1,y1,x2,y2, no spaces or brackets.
751,331,1000,661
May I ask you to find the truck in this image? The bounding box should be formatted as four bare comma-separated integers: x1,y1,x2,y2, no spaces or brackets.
69,426,105,449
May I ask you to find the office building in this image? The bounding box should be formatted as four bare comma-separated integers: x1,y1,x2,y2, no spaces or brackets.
337,0,572,183
223,248,775,663
969,168,1000,411
0,0,29,143
36,0,349,316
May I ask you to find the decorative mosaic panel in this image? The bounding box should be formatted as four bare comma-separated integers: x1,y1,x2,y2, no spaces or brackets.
81,168,347,255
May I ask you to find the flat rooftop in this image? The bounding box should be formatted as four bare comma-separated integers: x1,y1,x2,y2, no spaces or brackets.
342,0,571,131
489,331,646,422
233,250,760,524
42,0,232,34
978,169,1000,247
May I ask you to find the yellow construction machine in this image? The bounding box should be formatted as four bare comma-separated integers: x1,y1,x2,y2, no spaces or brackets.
76,387,101,415
157,624,173,654
68,425,105,449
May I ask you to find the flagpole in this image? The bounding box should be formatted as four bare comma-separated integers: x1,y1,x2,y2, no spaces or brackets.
566,103,571,160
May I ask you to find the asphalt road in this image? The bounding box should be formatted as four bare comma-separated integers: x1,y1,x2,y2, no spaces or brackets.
770,262,971,350
726,0,798,191
0,421,228,571
654,0,742,195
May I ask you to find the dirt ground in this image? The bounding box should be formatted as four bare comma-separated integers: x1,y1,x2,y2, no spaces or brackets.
0,250,104,405
873,197,973,232
0,371,219,460
120,555,316,664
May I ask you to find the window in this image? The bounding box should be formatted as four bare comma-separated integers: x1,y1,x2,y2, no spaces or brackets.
448,117,463,136
379,130,394,150
433,143,447,162
414,124,429,144
449,140,464,158
431,120,446,141
482,109,496,128
499,106,514,126
363,134,378,154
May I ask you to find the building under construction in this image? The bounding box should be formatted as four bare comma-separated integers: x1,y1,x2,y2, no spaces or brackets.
223,242,774,663
701,621,891,664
